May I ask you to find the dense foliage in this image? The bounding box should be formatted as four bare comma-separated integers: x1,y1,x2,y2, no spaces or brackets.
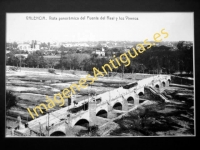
6,91,17,110
6,41,193,75
48,68,56,74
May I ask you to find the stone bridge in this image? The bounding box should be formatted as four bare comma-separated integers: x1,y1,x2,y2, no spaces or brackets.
14,75,171,136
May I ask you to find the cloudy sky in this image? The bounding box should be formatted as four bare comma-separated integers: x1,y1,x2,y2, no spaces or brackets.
6,12,194,43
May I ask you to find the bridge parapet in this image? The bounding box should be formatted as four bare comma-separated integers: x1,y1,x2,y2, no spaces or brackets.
70,110,89,119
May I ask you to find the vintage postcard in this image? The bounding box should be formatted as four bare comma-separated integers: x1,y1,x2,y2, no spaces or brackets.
6,12,194,137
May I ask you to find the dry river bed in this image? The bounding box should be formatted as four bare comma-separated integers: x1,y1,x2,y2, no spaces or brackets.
6,69,151,134
6,69,194,136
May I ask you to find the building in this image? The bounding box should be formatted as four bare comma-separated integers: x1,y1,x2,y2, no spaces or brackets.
92,47,105,57
18,44,32,51
63,43,90,47
63,43,74,47
50,42,61,48
35,44,40,50
18,40,41,52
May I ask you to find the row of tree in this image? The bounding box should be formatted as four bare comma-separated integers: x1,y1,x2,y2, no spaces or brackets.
6,41,193,75
58,41,193,75
6,51,53,68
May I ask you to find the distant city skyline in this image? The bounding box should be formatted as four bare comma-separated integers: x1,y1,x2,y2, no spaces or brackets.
6,12,194,43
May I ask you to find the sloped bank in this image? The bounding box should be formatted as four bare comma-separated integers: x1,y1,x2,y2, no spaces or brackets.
105,87,194,136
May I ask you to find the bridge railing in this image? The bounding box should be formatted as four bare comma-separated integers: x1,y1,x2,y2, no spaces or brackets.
70,109,89,119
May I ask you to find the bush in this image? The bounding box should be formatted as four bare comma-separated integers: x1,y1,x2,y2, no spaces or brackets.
48,68,56,74
75,125,100,136
6,91,17,110
71,70,76,75
9,66,18,71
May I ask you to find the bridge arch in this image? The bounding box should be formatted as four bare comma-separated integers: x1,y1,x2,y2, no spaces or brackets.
50,131,66,136
155,84,159,88
96,109,107,118
168,79,171,84
138,92,144,96
74,119,89,128
113,102,122,110
127,96,134,104
162,81,166,87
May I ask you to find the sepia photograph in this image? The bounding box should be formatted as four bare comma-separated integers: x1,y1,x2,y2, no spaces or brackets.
5,12,195,137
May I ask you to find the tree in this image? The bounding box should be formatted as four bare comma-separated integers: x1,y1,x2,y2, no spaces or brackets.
7,53,20,67
175,41,193,74
82,58,92,71
138,64,146,73
6,91,17,110
47,42,50,49
46,58,57,68
15,55,26,68
59,45,68,51
12,42,18,48
25,53,38,67
25,51,46,68
129,61,140,73
118,55,128,79
74,53,90,70
40,42,48,48
59,50,65,72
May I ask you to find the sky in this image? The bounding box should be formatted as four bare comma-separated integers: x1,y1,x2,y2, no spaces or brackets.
6,12,194,43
